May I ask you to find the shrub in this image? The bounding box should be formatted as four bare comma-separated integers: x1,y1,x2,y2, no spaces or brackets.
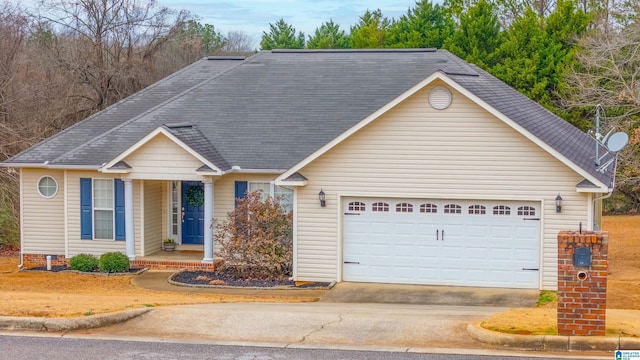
99,252,130,273
216,191,293,280
69,253,99,272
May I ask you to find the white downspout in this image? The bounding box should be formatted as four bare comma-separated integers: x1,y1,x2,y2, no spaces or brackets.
18,168,23,270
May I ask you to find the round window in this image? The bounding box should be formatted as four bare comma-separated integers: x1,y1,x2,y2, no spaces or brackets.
37,176,58,198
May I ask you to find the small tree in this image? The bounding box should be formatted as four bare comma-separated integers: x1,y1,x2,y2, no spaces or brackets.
216,191,293,279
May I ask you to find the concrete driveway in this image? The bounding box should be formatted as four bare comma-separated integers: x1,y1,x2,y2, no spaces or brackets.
79,302,506,350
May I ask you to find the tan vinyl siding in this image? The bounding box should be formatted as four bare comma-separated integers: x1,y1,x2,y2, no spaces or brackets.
124,133,206,180
295,81,588,289
143,181,163,255
21,169,65,254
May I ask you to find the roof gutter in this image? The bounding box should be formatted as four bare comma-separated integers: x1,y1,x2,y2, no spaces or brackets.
0,162,100,170
222,166,287,175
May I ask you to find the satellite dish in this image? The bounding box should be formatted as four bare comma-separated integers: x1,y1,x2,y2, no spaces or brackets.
601,128,614,144
605,132,629,153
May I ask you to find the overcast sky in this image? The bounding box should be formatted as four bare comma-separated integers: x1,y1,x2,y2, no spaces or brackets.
157,0,418,47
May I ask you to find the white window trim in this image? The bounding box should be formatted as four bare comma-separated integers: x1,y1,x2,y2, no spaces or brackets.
37,175,58,198
248,181,293,212
166,181,182,243
93,178,115,241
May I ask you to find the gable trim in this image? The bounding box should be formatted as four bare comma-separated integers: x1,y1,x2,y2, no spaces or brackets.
101,127,222,175
276,71,609,191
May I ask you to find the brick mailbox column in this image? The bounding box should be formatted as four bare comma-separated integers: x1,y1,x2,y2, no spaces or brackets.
557,231,608,336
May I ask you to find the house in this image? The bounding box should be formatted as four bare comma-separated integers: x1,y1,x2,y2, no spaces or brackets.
2,49,614,289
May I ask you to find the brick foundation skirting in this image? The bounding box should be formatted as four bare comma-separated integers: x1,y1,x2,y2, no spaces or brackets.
557,231,608,337
22,253,221,271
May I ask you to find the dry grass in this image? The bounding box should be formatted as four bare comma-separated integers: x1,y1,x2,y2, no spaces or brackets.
0,257,317,318
483,215,640,336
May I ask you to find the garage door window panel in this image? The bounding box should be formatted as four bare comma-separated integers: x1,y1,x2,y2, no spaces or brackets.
444,204,462,214
518,206,536,216
419,203,437,214
493,205,511,215
372,202,389,212
396,203,413,213
468,205,486,215
348,201,366,212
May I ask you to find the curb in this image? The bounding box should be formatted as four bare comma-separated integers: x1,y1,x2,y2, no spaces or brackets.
0,308,151,332
467,322,640,352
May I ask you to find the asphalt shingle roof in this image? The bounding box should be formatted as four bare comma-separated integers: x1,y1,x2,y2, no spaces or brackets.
5,49,612,186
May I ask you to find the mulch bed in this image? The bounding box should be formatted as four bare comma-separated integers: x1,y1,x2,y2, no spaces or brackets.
23,265,144,275
171,267,331,289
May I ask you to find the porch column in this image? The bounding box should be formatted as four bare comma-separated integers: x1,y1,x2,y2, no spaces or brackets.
202,179,214,264
124,179,135,260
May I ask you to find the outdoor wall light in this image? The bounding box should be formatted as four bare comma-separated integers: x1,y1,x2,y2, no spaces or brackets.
556,194,563,213
319,189,326,207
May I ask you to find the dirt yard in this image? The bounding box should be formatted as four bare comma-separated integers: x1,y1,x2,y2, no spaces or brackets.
0,258,317,318
483,215,640,336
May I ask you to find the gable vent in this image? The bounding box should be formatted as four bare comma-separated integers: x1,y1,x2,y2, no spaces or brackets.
429,86,452,110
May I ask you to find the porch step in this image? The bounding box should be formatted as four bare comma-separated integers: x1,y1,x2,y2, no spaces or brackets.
132,259,223,271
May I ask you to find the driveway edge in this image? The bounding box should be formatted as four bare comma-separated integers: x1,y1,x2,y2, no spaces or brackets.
0,308,151,331
467,321,640,352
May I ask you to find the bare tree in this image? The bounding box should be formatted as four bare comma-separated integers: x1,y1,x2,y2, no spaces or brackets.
33,0,190,112
564,21,640,212
223,30,255,54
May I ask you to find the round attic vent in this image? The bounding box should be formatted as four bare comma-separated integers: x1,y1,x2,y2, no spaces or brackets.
429,86,452,110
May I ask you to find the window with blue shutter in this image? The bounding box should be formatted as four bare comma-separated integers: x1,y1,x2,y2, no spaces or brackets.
114,179,125,240
234,181,248,207
80,178,126,240
80,178,93,239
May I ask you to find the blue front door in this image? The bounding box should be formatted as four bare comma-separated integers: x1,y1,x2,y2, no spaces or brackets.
181,181,204,244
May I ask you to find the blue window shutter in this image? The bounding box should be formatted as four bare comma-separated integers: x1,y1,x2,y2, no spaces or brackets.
80,178,92,239
114,179,125,240
234,181,248,207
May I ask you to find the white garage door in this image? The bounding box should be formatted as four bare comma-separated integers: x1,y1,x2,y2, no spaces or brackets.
342,198,540,289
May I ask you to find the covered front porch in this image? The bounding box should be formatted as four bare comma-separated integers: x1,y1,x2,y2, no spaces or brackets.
122,179,217,266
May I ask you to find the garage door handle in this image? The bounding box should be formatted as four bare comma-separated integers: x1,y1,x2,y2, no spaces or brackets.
523,218,540,221
442,230,444,241
522,268,539,271
436,229,439,241
344,213,361,215
344,261,360,264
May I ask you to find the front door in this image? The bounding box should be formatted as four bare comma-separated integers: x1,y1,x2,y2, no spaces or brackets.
181,181,204,244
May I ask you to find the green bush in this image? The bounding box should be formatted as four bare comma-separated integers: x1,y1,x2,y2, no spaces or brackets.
99,252,130,273
69,253,99,272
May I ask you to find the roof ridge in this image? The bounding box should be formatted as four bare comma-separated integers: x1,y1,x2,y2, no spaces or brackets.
438,50,479,76
270,48,438,54
163,124,231,170
49,56,249,165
